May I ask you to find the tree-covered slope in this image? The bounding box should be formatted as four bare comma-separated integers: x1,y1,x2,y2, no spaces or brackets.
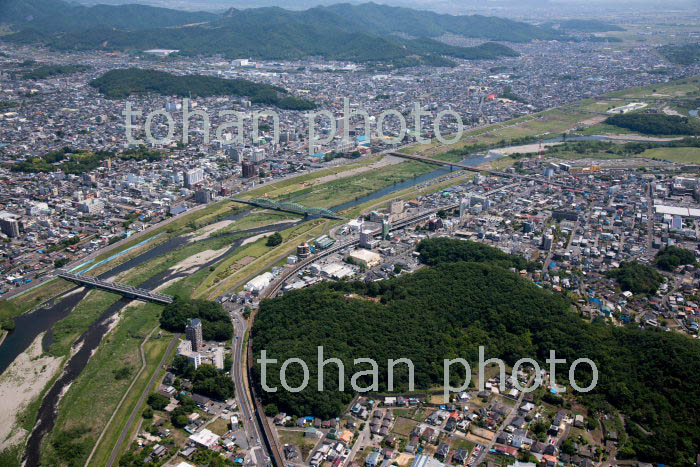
2,1,551,63
0,0,217,32
89,68,316,110
22,64,91,80
5,23,520,65
404,38,520,60
606,261,665,295
605,113,700,136
252,238,700,464
316,3,567,41
658,43,700,65
1,0,566,42
654,246,697,271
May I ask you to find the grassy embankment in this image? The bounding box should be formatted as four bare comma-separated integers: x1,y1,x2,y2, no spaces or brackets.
239,155,384,200
86,309,174,467
0,200,246,323
40,301,172,466
39,205,309,465
31,203,262,464
193,219,330,299
15,74,700,465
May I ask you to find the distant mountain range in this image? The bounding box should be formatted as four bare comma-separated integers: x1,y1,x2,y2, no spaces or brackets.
0,0,217,31
65,0,699,15
64,0,559,14
1,1,570,65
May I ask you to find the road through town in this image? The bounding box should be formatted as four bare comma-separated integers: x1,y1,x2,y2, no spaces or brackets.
232,312,269,466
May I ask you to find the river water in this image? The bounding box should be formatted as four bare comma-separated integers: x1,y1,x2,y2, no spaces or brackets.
0,210,256,375
2,136,600,375
331,151,500,212
22,218,301,466
7,135,613,464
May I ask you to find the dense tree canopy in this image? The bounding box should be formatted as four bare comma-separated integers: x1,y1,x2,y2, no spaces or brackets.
192,364,235,401
171,357,235,401
118,146,164,162
658,43,700,65
11,146,164,174
160,298,232,341
252,239,700,464
11,148,112,175
416,236,535,270
654,246,697,271
605,113,700,136
147,393,169,411
90,68,315,110
266,232,283,247
0,101,19,110
22,64,91,80
539,137,700,160
606,261,664,294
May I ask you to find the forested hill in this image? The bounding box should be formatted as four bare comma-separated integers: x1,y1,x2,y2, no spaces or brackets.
308,3,567,42
7,27,519,66
605,113,700,136
89,69,316,110
252,238,700,464
658,43,700,65
2,1,556,63
1,0,566,41
0,0,217,32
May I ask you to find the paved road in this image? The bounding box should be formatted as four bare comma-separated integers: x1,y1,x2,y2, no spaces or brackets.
231,312,269,466
3,202,215,300
106,335,178,467
565,214,581,252
472,374,534,465
3,144,415,301
646,183,654,258
85,327,156,466
344,420,370,467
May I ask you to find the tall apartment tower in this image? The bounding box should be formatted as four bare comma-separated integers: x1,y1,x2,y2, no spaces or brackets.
185,318,203,351
242,161,257,178
0,212,21,238
183,168,204,188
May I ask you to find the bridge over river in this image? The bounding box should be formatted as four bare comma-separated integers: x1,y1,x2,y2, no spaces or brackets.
57,271,174,305
232,197,346,219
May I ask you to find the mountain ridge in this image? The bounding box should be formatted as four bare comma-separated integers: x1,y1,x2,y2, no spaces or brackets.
1,1,565,65
0,0,217,31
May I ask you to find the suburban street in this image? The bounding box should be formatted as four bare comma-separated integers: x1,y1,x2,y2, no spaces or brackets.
343,419,370,467
2,9,700,463
472,374,535,466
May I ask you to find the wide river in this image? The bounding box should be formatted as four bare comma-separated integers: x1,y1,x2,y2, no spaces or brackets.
2,135,613,464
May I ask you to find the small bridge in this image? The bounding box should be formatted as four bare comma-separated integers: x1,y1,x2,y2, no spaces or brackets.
57,271,174,305
388,151,513,178
233,198,345,220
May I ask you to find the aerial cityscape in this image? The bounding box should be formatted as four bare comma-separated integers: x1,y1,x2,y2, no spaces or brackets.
0,0,700,466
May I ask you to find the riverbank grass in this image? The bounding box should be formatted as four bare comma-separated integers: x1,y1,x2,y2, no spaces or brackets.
89,321,173,467
40,302,165,466
47,289,121,357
